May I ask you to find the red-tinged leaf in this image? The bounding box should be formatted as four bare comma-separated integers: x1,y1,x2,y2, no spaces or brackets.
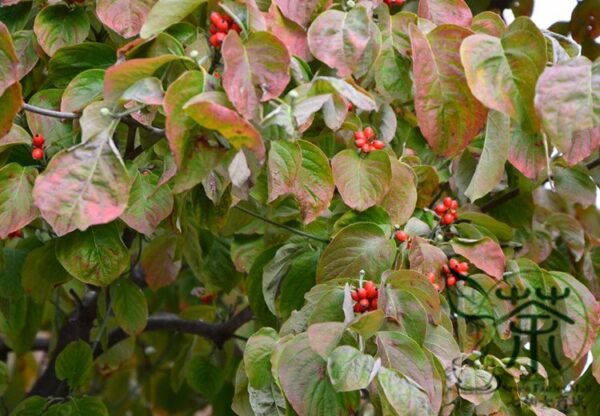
0,164,38,239
267,4,311,61
471,11,506,36
61,69,105,113
139,0,207,39
120,171,173,236
184,92,265,160
418,0,473,26
13,30,39,80
0,21,20,96
307,7,379,78
460,17,546,133
56,224,129,286
222,31,291,120
33,5,90,57
140,233,181,290
535,57,600,165
26,89,73,148
171,140,226,194
409,237,448,276
0,124,30,152
0,82,22,138
451,237,505,279
332,149,391,212
103,55,182,104
32,128,130,236
507,124,546,180
381,159,418,226
274,0,330,28
267,140,301,202
96,0,154,39
409,24,487,157
294,140,335,223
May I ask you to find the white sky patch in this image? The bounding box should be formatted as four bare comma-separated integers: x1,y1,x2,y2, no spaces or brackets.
504,0,578,28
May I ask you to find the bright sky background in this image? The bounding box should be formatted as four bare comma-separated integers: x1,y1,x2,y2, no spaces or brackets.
505,0,578,28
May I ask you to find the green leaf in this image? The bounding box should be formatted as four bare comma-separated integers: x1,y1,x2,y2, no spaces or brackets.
48,43,116,88
55,340,93,388
461,17,546,133
277,248,319,320
184,92,265,160
222,31,291,120
96,0,154,39
140,233,181,290
0,21,19,97
0,164,37,239
458,212,513,241
0,82,22,138
464,111,511,202
384,270,442,325
0,124,30,153
60,69,105,113
456,366,497,405
349,310,385,340
275,0,326,28
0,361,7,395
10,396,47,416
120,170,173,236
33,5,90,56
262,243,306,315
244,327,279,389
424,324,461,370
307,7,380,78
381,159,418,226
110,278,148,336
553,164,597,208
451,237,505,279
418,0,473,26
21,240,71,302
50,397,109,416
317,223,395,283
332,149,391,212
185,355,224,400
377,367,433,416
56,224,129,286
247,247,278,327
410,24,487,157
327,346,374,392
545,213,585,261
267,140,302,202
374,45,413,103
471,11,506,36
25,89,74,149
140,0,207,38
32,128,130,236
535,57,600,165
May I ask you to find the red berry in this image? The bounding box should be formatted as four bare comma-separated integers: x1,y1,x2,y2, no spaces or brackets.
450,200,459,209
359,298,370,311
442,264,450,274
427,272,436,283
354,302,362,313
355,138,367,147
361,143,371,153
443,197,453,207
214,71,221,79
347,102,353,111
447,276,457,286
354,131,366,142
449,258,459,270
210,11,223,26
32,148,43,160
32,134,45,147
216,19,229,33
372,140,385,150
434,204,447,216
357,288,367,299
458,262,469,273
363,280,374,290
209,24,218,34
223,14,234,24
200,293,216,303
363,127,375,140
210,32,226,48
395,230,408,242
370,298,378,310
232,23,242,33
351,290,359,301
8,230,23,239
366,285,377,300
442,213,454,225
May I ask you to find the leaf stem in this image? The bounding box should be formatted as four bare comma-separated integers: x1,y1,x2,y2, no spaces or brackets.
233,205,330,243
22,103,79,120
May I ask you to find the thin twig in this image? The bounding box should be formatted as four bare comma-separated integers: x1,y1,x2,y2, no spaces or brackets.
22,103,79,120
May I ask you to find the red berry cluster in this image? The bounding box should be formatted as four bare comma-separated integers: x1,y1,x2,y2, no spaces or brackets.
351,280,378,313
7,230,23,239
31,134,45,160
442,258,470,287
209,11,241,48
435,196,459,225
384,0,405,6
354,127,384,153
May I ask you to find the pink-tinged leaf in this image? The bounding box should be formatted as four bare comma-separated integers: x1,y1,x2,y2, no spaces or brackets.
103,55,182,104
26,89,73,148
332,149,391,212
507,124,546,180
267,140,301,202
96,0,154,39
274,0,330,28
120,77,164,106
267,4,311,61
460,17,546,133
0,22,21,95
33,5,90,57
32,129,130,236
294,140,334,223
410,24,487,157
307,7,379,78
418,0,473,26
471,11,506,36
0,82,22,138
0,124,30,152
381,159,417,226
409,237,448,277
61,69,105,113
222,31,291,120
141,233,181,290
0,164,38,239
120,171,173,236
451,237,505,279
56,224,129,286
183,92,265,160
535,57,600,165
171,140,226,194
13,30,39,81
